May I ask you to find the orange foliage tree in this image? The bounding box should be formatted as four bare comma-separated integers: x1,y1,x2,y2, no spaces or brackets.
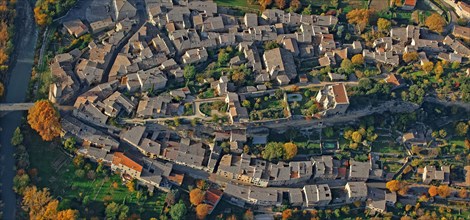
386,180,401,192
195,204,211,219
428,186,438,197
437,185,451,198
189,188,205,206
27,100,61,141
22,186,78,219
282,209,293,220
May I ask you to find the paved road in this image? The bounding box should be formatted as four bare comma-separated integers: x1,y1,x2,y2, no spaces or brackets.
0,0,37,219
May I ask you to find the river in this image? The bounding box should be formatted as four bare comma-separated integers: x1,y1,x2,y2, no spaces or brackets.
0,0,37,219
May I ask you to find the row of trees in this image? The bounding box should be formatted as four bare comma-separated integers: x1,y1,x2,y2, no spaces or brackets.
0,0,17,97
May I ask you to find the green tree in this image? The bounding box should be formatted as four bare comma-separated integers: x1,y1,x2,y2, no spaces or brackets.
183,65,196,82
63,137,76,152
341,58,354,74
13,173,30,194
105,202,129,220
170,201,187,220
301,4,312,15
218,49,230,65
11,127,24,146
262,142,285,161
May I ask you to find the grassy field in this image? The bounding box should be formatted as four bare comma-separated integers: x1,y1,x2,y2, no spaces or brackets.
25,130,165,218
214,0,259,12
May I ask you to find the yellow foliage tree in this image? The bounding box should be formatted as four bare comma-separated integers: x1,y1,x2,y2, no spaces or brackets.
346,9,370,32
377,18,391,32
0,81,4,97
458,188,468,199
27,100,61,141
425,13,446,34
57,209,78,220
189,188,205,206
351,54,364,66
422,62,434,73
283,142,298,160
351,131,362,143
386,180,401,192
403,52,419,63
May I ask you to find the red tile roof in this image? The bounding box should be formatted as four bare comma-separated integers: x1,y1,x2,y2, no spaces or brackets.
404,0,417,6
332,83,349,104
386,74,401,86
112,152,143,173
205,188,223,206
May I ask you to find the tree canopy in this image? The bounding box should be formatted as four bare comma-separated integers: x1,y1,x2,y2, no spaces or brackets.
283,142,298,160
189,188,205,206
170,201,187,220
425,13,446,34
346,9,370,32
27,100,61,141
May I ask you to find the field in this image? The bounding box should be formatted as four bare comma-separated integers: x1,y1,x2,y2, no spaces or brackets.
369,0,389,11
341,0,369,13
25,131,165,218
214,0,259,12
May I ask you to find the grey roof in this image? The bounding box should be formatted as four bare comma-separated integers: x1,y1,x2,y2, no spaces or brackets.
61,116,119,148
349,160,371,180
121,126,146,147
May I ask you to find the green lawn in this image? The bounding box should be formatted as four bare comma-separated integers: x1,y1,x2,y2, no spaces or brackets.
25,130,165,219
214,0,259,12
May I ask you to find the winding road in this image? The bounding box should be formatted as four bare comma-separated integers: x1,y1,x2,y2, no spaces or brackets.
0,0,37,219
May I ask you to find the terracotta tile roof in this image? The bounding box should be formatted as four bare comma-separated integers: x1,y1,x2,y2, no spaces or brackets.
205,188,223,206
332,83,349,104
168,173,184,185
459,1,470,13
404,0,417,6
386,74,400,86
112,152,143,173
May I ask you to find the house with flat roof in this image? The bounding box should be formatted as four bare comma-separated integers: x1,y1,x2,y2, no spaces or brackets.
345,182,368,203
422,165,450,184
303,184,332,207
349,160,371,181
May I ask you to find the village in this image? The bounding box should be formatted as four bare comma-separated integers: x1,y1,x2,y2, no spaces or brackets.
7,0,470,219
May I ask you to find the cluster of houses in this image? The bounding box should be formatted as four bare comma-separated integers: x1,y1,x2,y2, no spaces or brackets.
49,0,470,214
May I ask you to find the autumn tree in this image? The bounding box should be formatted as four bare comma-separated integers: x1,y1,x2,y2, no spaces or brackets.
282,209,293,220
455,122,469,136
434,62,444,78
377,18,391,32
403,52,419,63
189,188,205,206
351,131,362,143
274,0,286,9
27,100,61,141
351,54,364,66
425,13,446,34
458,188,467,199
196,204,211,219
22,186,77,219
386,180,401,192
0,81,4,97
57,210,78,220
422,61,434,73
346,9,371,32
289,0,301,12
428,185,438,197
259,0,272,11
11,127,24,146
437,185,451,198
283,142,298,160
243,209,254,220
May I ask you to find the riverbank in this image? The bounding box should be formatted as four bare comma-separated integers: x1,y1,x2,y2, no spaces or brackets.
0,0,38,219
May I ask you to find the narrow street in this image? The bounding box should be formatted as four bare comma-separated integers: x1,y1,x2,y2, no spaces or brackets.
0,0,37,219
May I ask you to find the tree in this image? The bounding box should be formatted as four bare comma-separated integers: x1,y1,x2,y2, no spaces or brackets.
437,185,451,198
243,210,254,220
455,122,469,136
422,62,434,73
170,201,187,220
274,0,286,9
283,142,297,160
196,204,211,219
165,191,176,206
302,4,312,15
282,209,293,220
13,173,30,194
351,131,362,143
22,186,77,219
106,202,129,220
403,52,419,63
434,62,444,78
425,13,446,34
126,180,135,192
0,81,4,97
377,18,391,32
346,9,370,32
11,127,24,146
262,142,285,161
398,185,409,196
289,0,301,12
189,188,205,206
428,185,438,197
351,54,364,66
458,188,467,199
63,137,76,152
465,139,470,150
184,65,196,82
386,180,401,192
27,100,61,141
438,129,447,138
341,58,354,74
57,209,78,220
